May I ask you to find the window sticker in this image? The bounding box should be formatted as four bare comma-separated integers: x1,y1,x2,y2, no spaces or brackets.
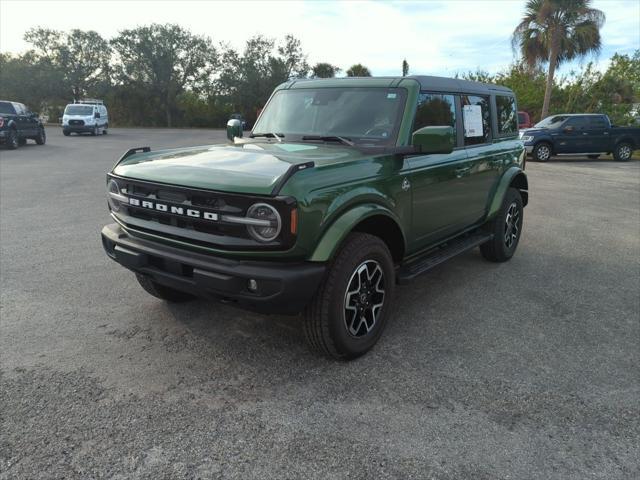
463,104,483,137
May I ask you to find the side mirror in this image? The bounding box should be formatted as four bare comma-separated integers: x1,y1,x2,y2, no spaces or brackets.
95,112,101,118
227,118,243,141
412,126,455,154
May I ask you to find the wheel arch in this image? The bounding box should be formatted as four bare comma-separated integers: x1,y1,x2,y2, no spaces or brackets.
309,204,406,263
614,136,636,149
487,167,528,220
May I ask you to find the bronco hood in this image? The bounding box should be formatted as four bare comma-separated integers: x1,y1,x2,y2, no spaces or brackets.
112,142,370,195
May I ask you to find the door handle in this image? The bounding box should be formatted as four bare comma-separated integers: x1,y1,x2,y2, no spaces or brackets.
455,166,472,178
582,132,589,135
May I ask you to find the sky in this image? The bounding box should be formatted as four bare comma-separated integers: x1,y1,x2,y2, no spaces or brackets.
0,0,638,77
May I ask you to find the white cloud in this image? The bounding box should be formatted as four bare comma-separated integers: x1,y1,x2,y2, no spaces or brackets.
0,0,637,77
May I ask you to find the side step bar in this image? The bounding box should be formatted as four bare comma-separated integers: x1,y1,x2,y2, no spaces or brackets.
397,232,493,284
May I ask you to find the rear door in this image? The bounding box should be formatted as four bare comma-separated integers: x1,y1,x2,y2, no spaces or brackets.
584,115,611,153
12,103,29,135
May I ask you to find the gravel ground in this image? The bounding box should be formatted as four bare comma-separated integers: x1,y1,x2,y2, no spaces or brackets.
1,128,639,480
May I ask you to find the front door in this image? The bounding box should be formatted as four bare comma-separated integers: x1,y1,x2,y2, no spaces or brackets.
555,116,589,153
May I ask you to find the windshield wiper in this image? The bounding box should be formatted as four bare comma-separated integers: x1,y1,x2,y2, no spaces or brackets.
301,135,355,147
250,132,284,142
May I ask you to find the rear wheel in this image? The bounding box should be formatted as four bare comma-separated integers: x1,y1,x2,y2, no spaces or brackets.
613,142,633,162
35,127,46,145
102,124,108,135
5,129,18,149
303,233,395,360
135,274,195,302
480,188,523,262
533,142,552,162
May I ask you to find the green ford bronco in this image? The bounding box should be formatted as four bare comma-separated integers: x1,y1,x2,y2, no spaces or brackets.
102,76,528,359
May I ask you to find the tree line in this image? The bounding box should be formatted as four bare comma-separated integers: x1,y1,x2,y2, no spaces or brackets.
0,25,376,127
0,21,637,128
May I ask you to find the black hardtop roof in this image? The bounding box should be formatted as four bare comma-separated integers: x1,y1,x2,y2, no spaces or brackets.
285,75,515,96
407,75,514,95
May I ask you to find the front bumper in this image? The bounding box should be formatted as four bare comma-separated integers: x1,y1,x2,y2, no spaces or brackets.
101,223,326,315
525,145,534,154
63,124,94,133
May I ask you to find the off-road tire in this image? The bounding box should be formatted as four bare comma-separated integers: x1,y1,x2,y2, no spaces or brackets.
613,142,633,162
532,142,552,162
480,188,523,262
5,129,18,149
35,127,46,145
303,233,395,360
135,273,195,302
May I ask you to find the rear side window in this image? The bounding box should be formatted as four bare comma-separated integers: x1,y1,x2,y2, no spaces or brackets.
496,95,517,134
461,95,491,145
414,93,456,131
588,116,607,128
0,102,16,114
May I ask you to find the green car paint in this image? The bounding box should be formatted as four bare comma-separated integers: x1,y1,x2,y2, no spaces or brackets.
107,76,527,267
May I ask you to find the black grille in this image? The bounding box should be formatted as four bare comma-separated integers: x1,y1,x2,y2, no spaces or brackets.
108,175,295,250
69,119,84,126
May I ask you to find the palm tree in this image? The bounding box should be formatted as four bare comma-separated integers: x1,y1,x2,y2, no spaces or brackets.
346,64,371,77
512,0,605,119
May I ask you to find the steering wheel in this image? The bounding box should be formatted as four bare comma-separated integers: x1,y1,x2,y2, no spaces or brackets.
364,127,391,138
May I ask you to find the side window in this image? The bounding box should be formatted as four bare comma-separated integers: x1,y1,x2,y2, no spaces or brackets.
13,103,24,115
588,116,607,128
496,95,517,135
414,93,456,131
564,117,588,130
461,95,491,145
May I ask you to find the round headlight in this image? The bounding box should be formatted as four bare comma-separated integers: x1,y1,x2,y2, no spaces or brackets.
107,179,121,212
246,203,281,242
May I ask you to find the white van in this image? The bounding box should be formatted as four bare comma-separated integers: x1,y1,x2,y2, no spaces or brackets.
62,100,109,136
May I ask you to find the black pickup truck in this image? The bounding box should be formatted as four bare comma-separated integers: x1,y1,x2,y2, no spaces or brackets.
0,100,46,149
521,113,639,162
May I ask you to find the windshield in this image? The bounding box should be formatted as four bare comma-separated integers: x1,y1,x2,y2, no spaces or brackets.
535,115,569,129
253,87,407,145
0,102,15,114
65,105,93,115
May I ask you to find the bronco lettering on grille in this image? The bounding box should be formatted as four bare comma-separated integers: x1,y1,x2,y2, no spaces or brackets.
128,197,218,221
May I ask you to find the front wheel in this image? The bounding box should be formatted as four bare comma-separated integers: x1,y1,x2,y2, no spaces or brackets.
613,142,633,162
532,142,552,162
303,233,395,360
35,127,46,145
480,188,524,262
5,129,18,149
135,274,195,302
92,125,99,136
63,130,70,136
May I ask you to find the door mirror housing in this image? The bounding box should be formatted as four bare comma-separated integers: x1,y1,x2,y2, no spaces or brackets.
412,126,455,154
227,118,243,141
95,112,101,119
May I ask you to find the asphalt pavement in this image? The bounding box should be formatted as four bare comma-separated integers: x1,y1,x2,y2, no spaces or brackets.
1,128,638,479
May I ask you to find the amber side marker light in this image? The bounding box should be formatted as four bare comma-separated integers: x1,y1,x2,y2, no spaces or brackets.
290,208,298,235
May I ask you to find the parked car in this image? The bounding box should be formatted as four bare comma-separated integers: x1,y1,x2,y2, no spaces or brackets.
518,111,533,129
230,113,248,130
0,100,46,149
62,99,109,136
520,113,640,161
101,76,528,359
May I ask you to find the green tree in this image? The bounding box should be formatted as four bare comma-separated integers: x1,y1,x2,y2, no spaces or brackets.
311,62,341,78
512,0,605,119
111,24,217,127
24,27,111,100
217,35,308,123
346,64,371,77
402,59,409,76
